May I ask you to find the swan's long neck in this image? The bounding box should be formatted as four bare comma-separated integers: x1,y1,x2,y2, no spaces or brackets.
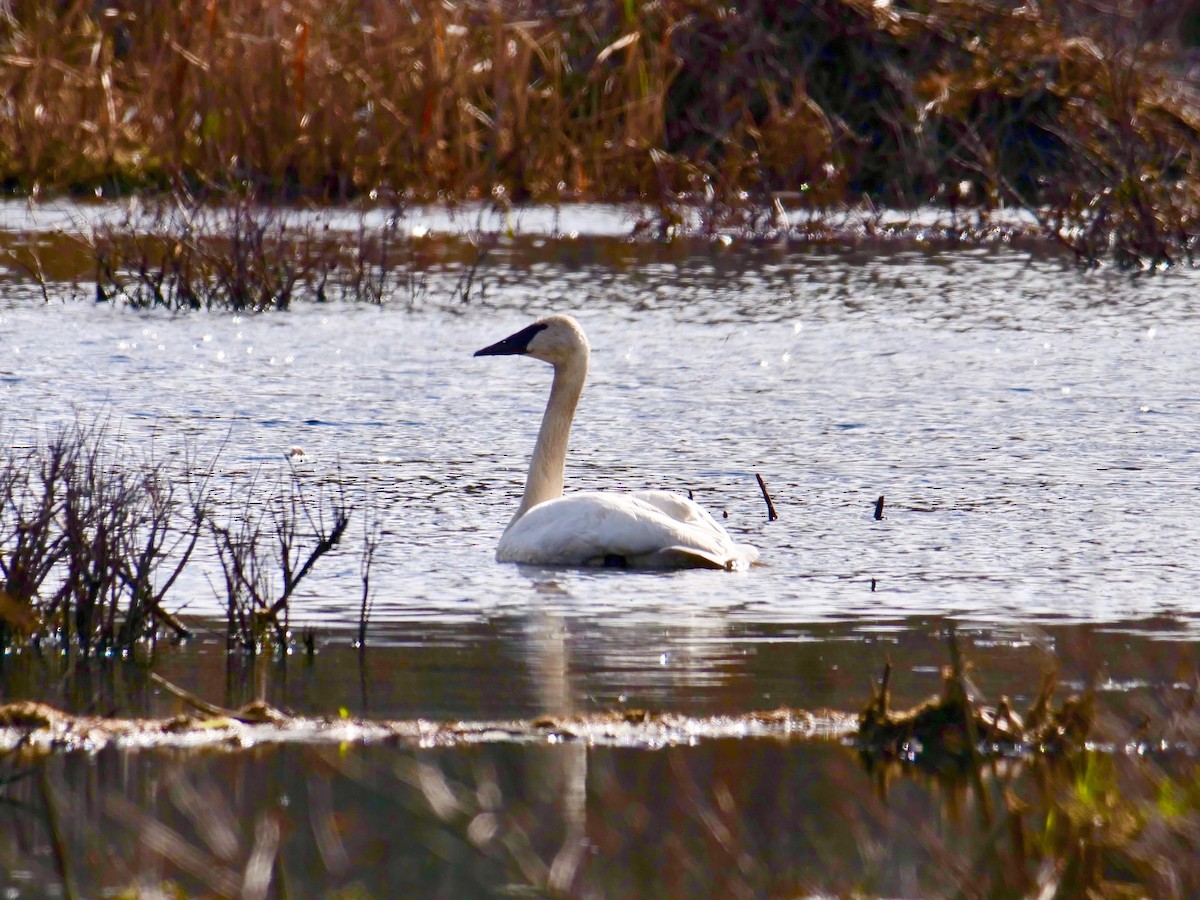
513,354,587,521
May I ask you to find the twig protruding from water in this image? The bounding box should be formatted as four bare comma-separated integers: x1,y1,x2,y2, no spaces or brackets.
873,495,885,520
358,500,382,649
755,473,779,521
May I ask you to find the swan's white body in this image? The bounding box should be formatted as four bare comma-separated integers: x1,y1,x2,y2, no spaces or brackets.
475,315,757,570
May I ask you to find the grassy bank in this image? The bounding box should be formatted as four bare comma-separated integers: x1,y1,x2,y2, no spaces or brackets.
3,0,1200,265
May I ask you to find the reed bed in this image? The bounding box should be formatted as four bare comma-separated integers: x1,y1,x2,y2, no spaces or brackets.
1,0,678,201
3,0,1199,266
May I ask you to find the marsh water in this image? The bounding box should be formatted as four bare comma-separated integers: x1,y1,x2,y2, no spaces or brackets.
1,202,1199,896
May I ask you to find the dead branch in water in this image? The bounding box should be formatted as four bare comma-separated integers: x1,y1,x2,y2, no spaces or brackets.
755,473,779,521
357,497,383,649
857,634,1094,770
211,463,352,652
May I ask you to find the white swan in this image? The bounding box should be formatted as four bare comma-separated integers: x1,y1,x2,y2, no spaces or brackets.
475,314,758,570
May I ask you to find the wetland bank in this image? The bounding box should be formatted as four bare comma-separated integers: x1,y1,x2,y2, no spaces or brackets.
1,205,1199,896
4,0,1200,895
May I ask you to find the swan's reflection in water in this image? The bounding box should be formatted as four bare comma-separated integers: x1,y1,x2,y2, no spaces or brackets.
524,608,589,888
513,564,739,888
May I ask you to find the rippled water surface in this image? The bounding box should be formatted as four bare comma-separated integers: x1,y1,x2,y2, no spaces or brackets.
2,204,1199,894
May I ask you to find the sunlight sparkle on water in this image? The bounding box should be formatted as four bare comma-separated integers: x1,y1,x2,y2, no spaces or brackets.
0,203,1198,719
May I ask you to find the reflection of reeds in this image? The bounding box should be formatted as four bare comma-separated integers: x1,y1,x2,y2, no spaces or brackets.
854,632,1200,896
3,697,1199,896
3,0,1198,265
0,626,1196,897
1,621,1198,895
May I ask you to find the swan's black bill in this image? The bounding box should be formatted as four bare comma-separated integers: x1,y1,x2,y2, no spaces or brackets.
474,322,547,357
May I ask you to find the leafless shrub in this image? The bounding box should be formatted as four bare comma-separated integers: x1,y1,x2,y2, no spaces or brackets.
0,435,73,637
312,190,430,306
448,201,505,304
91,191,317,311
0,419,206,655
210,464,351,653
81,186,437,309
0,415,377,658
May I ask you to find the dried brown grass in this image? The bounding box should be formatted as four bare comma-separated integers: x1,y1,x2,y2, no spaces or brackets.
0,0,684,201
2,0,1199,265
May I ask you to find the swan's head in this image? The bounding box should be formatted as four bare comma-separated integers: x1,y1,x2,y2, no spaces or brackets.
474,314,590,368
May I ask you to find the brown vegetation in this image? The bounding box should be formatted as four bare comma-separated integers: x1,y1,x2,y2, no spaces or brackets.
2,0,1199,265
210,461,352,650
0,419,201,654
856,642,1200,898
0,188,500,310
1,648,1198,896
0,418,371,656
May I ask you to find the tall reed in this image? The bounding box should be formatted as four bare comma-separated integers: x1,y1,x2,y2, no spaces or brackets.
2,0,1198,265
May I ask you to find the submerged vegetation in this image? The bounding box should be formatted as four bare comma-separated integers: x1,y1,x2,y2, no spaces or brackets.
1,0,1199,266
3,189,504,310
87,190,427,311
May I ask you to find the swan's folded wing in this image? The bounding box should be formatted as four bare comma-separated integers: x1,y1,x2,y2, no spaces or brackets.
631,490,758,567
630,490,729,531
497,491,757,570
